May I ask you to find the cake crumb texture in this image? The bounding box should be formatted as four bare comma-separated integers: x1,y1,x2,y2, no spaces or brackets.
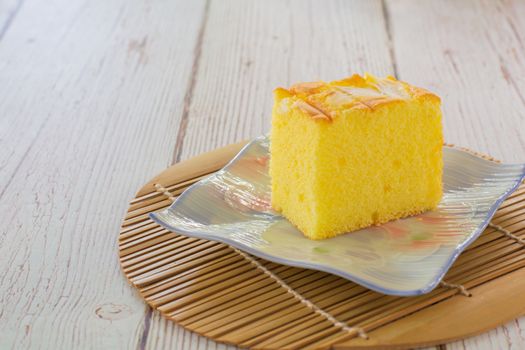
270,73,443,240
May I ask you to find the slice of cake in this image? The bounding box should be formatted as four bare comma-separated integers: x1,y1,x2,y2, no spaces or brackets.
270,73,443,240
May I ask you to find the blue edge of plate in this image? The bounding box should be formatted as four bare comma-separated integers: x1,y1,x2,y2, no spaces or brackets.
150,138,525,296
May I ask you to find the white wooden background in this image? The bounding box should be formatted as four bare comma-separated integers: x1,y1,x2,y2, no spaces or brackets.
1,0,524,349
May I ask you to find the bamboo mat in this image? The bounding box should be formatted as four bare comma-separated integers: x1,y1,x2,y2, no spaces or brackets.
119,142,525,350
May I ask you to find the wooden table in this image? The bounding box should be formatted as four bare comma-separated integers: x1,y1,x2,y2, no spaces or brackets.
1,0,524,349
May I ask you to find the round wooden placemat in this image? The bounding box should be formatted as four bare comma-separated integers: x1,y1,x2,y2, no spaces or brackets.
119,142,525,350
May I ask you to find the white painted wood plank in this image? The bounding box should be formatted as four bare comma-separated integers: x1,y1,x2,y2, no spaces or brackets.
387,0,525,349
0,0,21,39
177,0,394,162
0,0,205,348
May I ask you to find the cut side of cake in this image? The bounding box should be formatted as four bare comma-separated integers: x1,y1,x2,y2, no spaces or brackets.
270,73,443,240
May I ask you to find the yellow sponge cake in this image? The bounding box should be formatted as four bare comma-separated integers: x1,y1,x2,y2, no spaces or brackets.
270,74,443,240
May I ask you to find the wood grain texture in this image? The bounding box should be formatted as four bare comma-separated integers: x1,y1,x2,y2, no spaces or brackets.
0,0,208,348
1,0,524,348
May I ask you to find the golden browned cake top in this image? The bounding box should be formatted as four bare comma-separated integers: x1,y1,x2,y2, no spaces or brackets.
274,73,440,121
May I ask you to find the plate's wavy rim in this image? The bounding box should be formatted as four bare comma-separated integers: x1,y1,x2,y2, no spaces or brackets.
150,137,525,296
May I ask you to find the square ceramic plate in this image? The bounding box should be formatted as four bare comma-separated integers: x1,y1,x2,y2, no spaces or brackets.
151,135,525,296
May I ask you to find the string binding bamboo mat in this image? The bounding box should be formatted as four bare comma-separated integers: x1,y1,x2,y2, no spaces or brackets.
119,141,525,350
